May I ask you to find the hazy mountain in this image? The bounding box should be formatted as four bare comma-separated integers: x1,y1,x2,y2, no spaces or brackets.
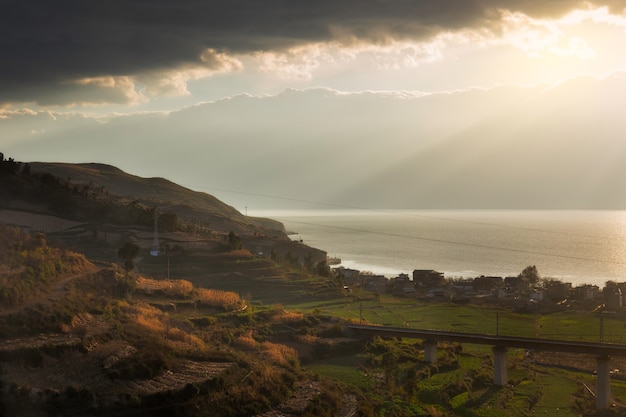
5,72,626,209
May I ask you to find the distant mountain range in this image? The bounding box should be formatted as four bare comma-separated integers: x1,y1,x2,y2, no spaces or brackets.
5,72,626,209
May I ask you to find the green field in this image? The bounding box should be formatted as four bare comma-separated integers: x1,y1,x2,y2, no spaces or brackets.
304,355,372,390
285,294,625,344
289,293,626,415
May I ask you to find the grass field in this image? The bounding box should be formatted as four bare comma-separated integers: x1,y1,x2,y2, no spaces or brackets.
304,355,372,390
285,294,626,344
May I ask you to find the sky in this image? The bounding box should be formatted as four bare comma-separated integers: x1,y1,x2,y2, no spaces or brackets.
2,0,626,211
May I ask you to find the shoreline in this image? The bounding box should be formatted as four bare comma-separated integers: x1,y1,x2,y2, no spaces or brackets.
333,257,611,288
275,210,626,288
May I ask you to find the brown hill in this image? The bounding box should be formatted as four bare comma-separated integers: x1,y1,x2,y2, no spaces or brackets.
27,162,285,237
0,157,327,270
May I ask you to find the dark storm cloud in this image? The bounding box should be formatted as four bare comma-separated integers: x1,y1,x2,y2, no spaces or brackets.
0,0,621,105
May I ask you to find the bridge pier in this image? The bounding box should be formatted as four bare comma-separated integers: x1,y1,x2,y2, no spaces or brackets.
596,355,612,410
347,323,626,411
493,346,508,386
423,340,438,364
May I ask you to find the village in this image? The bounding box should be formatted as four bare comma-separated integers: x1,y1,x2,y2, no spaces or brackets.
333,265,626,313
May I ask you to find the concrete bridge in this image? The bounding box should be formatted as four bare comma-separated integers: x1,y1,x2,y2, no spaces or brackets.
347,324,626,410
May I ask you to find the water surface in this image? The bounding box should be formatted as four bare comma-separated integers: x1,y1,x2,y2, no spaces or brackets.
258,210,626,287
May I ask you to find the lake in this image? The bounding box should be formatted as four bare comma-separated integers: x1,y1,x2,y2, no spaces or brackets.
257,210,626,287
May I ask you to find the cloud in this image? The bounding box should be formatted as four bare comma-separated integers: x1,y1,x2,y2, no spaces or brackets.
255,44,335,80
1,0,623,106
139,49,243,96
497,8,605,59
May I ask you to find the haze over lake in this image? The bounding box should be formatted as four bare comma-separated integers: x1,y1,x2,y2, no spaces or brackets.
258,210,626,287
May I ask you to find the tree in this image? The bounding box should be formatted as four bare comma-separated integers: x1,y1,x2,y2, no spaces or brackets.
316,260,331,278
118,241,140,276
0,153,20,176
159,211,179,232
519,265,540,286
227,231,242,251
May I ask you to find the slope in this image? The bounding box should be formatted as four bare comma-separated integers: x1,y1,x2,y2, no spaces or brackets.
26,161,285,236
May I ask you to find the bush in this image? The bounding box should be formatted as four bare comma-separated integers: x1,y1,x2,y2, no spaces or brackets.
115,272,137,299
190,316,217,327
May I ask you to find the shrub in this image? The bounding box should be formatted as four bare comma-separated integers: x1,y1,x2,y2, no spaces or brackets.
115,272,137,299
190,316,217,327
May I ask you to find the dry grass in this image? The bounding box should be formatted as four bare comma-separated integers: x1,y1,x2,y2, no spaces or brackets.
261,341,298,367
196,287,241,307
166,327,205,349
295,334,320,345
136,276,194,297
234,330,258,350
127,302,169,334
270,309,305,323
126,302,206,350
58,312,94,333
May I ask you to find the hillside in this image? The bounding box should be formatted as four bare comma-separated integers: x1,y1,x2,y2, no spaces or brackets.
27,162,285,236
0,157,350,417
0,224,353,417
0,155,327,276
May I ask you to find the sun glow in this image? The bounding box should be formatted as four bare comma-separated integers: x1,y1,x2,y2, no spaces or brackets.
499,10,600,60
559,6,626,27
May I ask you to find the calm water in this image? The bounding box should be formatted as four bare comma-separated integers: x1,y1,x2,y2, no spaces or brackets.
258,210,626,287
